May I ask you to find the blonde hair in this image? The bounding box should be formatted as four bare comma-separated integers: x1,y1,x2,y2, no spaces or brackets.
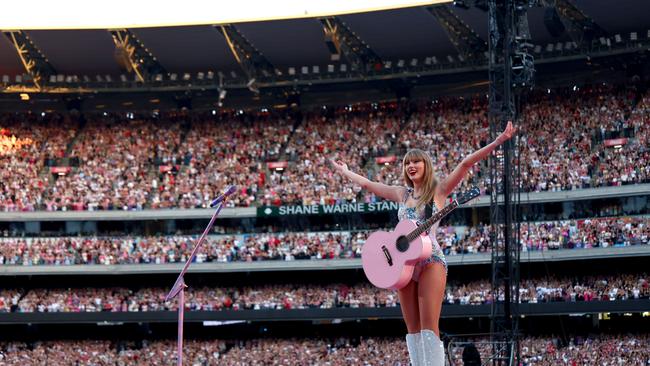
402,148,438,209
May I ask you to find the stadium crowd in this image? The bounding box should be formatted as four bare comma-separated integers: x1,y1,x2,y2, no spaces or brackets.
1,216,647,266
377,85,649,195
4,272,647,313
263,103,402,206
449,334,650,366
152,115,293,209
0,84,647,211
0,334,648,365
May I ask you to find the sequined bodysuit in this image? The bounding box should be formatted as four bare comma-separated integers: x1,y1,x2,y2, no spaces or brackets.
397,187,448,281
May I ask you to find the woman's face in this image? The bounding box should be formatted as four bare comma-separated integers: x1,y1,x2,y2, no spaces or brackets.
404,158,425,184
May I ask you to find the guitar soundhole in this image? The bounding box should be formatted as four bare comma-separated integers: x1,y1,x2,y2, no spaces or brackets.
396,236,410,253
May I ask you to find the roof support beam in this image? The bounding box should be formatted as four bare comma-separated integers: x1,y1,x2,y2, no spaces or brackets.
426,6,487,62
109,29,167,83
320,17,382,75
3,31,56,90
542,0,606,48
216,24,277,88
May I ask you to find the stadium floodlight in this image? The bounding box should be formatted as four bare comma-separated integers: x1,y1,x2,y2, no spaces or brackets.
410,58,418,66
183,73,191,81
105,75,112,82
49,75,57,83
432,56,438,64
397,59,404,68
170,73,177,81
327,64,334,73
207,71,214,80
197,72,204,80
446,55,454,63
533,45,541,53
630,32,637,41
154,74,163,82
83,75,90,82
340,64,347,72
15,75,22,83
424,57,431,65
301,66,309,74
614,34,622,43
452,0,469,9
312,65,319,74
2,75,9,83
56,74,64,82
120,74,127,82
0,0,453,30
384,60,392,68
288,67,295,75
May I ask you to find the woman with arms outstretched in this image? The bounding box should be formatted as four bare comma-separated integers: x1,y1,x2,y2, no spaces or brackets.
331,121,515,365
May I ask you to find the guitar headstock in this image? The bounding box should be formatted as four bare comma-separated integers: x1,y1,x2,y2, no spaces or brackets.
457,187,480,205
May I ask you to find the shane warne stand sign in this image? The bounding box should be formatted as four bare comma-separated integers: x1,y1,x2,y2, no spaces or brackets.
258,201,399,217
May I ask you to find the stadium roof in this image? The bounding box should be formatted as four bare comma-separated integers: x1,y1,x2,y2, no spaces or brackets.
0,0,648,79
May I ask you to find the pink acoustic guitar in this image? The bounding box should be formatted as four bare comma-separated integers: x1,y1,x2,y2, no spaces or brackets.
361,187,480,290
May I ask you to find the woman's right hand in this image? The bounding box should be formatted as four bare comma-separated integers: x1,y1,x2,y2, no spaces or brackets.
330,159,349,173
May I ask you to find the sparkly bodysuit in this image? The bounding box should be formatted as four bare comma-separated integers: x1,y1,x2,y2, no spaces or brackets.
397,187,448,281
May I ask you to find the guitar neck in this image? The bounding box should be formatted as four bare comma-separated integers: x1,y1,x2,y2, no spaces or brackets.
405,201,458,242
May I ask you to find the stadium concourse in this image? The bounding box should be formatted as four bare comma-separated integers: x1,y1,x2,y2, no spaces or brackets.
1,1,650,365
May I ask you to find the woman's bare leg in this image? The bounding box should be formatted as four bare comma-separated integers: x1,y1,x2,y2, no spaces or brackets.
398,279,421,333
417,262,447,366
417,263,446,336
399,279,423,365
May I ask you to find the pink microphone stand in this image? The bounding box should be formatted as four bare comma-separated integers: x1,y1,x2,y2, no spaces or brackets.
165,187,233,366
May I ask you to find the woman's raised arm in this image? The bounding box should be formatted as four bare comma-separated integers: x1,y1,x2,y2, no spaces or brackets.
437,121,516,198
331,159,404,202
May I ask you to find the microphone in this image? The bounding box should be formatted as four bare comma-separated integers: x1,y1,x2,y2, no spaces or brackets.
209,185,237,207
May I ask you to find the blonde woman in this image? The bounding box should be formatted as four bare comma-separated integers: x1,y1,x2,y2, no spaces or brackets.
331,121,515,365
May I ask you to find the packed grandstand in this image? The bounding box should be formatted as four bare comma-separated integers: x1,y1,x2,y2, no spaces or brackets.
1,81,648,364
0,84,648,212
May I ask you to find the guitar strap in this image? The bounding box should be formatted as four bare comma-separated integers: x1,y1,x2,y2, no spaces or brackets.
425,201,434,219
423,201,434,236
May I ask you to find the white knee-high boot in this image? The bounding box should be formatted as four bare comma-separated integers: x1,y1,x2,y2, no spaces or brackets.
421,329,445,366
405,332,423,366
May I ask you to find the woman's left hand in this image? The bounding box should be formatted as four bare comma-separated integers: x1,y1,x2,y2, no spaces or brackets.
496,121,516,144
